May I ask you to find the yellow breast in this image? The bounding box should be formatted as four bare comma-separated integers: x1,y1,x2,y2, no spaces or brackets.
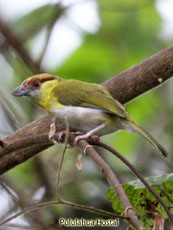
34,80,64,112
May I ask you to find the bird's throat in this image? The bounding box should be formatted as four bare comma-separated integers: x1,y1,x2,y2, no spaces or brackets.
34,80,64,112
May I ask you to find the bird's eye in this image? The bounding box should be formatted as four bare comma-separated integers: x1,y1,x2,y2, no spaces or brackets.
33,82,39,88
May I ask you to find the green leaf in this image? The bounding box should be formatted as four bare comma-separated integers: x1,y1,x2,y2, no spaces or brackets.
129,173,173,188
107,173,173,229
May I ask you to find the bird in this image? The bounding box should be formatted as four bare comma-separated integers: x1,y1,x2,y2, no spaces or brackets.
12,73,168,157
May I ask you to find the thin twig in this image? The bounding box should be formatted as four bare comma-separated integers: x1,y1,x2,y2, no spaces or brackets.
0,133,142,229
78,140,143,230
56,118,69,198
159,186,173,204
0,17,42,73
0,199,128,227
1,132,172,222
38,5,62,65
89,140,173,223
38,25,52,65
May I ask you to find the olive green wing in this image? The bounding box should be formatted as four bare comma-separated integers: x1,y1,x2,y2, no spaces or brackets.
54,79,127,118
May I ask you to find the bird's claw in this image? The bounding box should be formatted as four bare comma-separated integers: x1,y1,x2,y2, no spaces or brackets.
74,134,99,145
57,131,83,143
57,131,68,142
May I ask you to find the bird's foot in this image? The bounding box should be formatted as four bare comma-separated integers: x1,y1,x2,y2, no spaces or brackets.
57,131,67,142
58,131,83,143
74,124,104,144
75,134,99,144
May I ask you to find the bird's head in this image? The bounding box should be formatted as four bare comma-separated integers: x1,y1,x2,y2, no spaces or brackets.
12,73,62,110
12,73,60,100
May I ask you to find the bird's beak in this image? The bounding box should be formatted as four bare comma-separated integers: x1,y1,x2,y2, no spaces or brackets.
12,85,30,97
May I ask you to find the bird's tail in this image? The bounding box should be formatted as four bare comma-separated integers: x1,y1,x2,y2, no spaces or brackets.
127,119,168,157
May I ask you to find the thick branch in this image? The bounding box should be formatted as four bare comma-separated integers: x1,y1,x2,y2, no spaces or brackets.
0,134,143,229
1,46,173,174
1,133,172,224
102,46,173,104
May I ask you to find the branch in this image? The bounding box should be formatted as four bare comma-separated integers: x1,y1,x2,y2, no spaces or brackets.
78,140,143,229
0,199,128,227
0,133,143,229
0,5,65,74
1,46,173,174
0,17,42,73
102,46,173,104
89,140,173,223
38,5,63,65
1,133,172,224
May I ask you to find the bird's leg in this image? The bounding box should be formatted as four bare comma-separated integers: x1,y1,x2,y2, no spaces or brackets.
49,117,82,143
75,124,106,144
57,131,83,142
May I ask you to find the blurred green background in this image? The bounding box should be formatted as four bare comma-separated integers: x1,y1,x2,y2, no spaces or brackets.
0,0,173,229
